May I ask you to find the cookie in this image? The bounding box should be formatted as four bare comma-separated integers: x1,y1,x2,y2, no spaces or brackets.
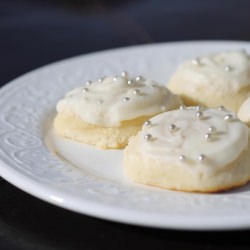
124,106,250,192
238,96,250,126
54,72,182,149
168,50,250,112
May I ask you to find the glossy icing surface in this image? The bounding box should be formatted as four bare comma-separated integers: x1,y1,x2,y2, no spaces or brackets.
57,75,181,126
140,107,248,174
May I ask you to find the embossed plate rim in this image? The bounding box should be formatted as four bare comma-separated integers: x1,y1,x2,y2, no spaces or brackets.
1,41,250,230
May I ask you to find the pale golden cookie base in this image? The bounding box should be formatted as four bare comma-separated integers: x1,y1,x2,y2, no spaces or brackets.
54,113,153,149
168,78,250,112
124,133,250,193
237,119,250,127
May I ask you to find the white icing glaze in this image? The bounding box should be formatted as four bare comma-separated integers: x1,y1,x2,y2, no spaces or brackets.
238,97,250,124
173,50,250,93
140,107,249,175
56,75,182,126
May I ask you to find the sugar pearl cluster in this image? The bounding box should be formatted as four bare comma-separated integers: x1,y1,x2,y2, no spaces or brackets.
192,57,233,72
58,70,182,127
81,71,149,104
143,105,237,163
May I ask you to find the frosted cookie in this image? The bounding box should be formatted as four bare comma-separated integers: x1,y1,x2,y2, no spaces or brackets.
124,106,250,192
238,97,250,126
54,72,182,149
168,50,250,112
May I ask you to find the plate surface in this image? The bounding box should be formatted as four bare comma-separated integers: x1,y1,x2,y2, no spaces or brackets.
1,41,250,230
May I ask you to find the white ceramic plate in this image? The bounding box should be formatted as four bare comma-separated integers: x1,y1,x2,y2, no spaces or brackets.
1,41,250,230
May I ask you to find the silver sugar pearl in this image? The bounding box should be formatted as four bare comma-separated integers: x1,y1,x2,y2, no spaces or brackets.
144,120,152,126
224,114,233,121
85,80,92,86
218,105,225,111
179,105,186,110
179,155,186,161
98,77,104,83
196,105,204,111
133,89,140,95
82,88,88,93
208,126,216,134
135,75,143,81
224,65,232,72
197,154,206,162
121,71,128,78
123,97,130,102
144,134,152,141
113,76,118,82
192,58,201,66
196,111,203,119
168,124,177,132
204,133,212,141
127,80,134,85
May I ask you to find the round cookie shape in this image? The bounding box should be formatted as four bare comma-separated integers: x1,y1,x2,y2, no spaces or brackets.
141,107,247,171
238,97,250,126
57,74,182,127
124,107,250,192
54,73,182,149
168,50,250,112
